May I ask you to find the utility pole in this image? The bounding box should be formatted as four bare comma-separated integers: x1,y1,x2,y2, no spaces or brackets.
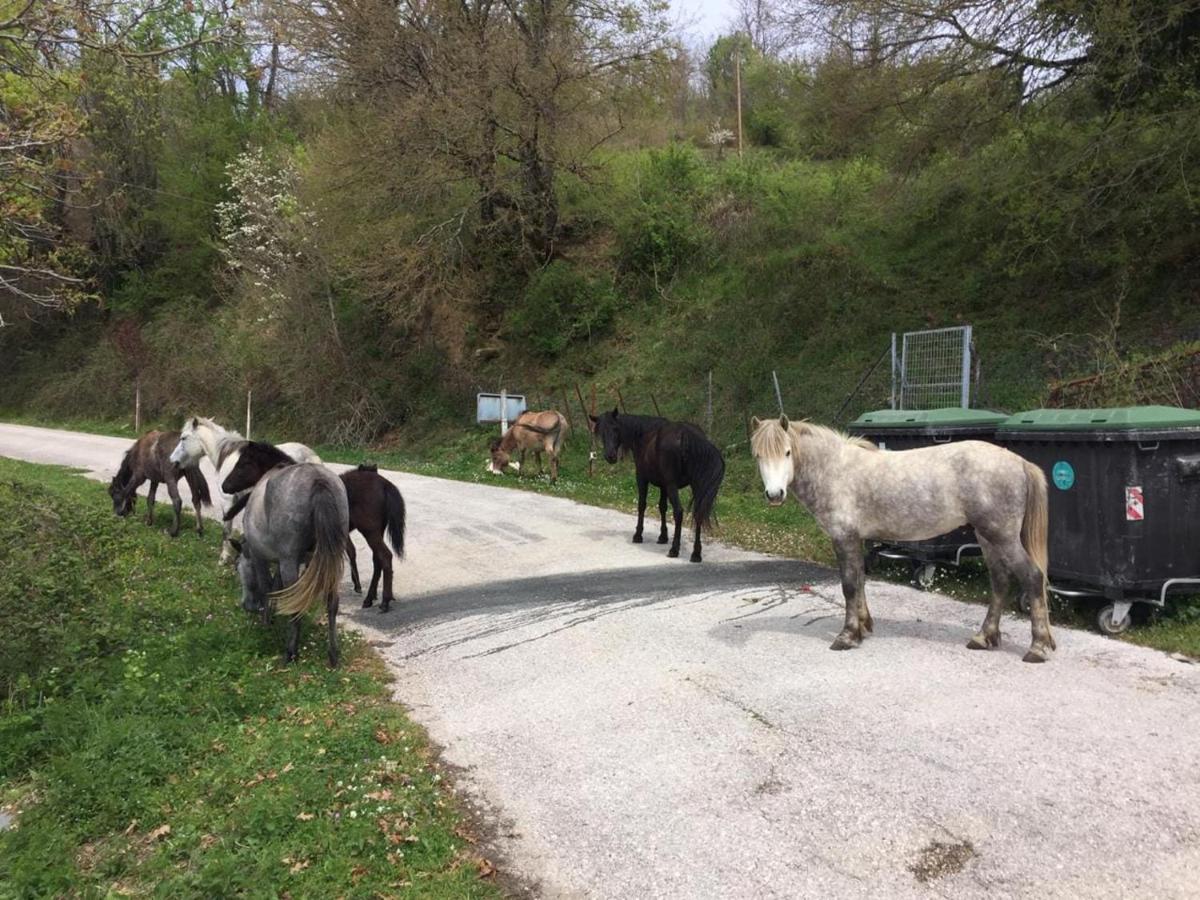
735,49,744,159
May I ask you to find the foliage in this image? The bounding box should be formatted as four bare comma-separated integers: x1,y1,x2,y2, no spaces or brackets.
508,261,620,358
0,457,498,896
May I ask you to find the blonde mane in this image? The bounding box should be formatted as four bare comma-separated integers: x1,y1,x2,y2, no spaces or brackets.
751,417,879,457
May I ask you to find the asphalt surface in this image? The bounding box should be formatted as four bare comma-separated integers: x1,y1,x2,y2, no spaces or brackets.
2,422,1199,899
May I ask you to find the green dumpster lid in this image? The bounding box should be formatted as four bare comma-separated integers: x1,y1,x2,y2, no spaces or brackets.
851,408,1009,428
998,406,1200,431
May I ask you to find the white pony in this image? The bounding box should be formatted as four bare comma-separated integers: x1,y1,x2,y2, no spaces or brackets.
168,416,323,563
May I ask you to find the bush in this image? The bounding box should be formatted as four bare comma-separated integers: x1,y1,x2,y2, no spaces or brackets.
508,261,620,359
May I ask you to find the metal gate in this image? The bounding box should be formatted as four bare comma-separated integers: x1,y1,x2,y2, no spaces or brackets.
893,326,973,410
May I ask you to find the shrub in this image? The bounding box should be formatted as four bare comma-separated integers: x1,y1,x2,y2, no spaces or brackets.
508,261,620,359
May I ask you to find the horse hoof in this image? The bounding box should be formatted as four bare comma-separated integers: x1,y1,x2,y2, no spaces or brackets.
666,547,680,558
967,632,1000,651
830,633,861,651
1022,647,1050,664
379,604,390,614
689,553,702,563
657,535,669,544
632,534,644,544
362,598,374,609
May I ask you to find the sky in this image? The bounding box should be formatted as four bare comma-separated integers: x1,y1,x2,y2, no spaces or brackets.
671,0,735,43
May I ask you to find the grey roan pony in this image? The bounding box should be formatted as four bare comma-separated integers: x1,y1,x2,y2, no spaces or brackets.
223,443,349,666
751,416,1055,663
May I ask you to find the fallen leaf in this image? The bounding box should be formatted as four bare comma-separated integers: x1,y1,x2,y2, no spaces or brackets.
200,834,218,850
350,865,368,883
289,859,310,874
373,728,392,744
477,857,496,878
364,790,392,801
281,762,294,774
296,812,315,821
123,820,139,837
147,824,171,842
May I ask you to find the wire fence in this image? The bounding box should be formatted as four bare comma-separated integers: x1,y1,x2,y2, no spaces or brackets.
896,326,972,410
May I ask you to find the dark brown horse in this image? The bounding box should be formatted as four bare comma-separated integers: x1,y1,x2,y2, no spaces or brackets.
340,465,406,613
109,430,211,537
589,410,725,563
223,450,406,613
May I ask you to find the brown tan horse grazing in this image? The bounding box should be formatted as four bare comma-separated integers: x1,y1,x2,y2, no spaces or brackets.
489,410,569,483
109,431,211,537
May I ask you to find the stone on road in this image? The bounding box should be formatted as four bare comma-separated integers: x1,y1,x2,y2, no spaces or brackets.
2,422,1198,898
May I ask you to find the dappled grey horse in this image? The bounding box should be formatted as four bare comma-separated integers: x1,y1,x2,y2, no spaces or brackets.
224,457,349,666
751,416,1055,663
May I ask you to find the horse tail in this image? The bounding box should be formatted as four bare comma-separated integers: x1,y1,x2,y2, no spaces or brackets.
274,479,346,618
1020,459,1050,591
683,430,725,531
552,413,568,454
382,479,406,559
182,465,211,508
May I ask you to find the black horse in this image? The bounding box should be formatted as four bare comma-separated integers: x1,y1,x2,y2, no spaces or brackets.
589,409,725,563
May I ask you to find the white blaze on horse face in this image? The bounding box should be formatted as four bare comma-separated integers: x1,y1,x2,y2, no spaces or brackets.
757,453,792,506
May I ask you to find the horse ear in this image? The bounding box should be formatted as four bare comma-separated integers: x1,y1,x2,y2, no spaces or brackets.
611,407,619,418
190,417,198,428
750,416,761,431
780,415,789,431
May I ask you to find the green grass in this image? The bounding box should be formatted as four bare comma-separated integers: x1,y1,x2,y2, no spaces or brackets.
0,456,499,898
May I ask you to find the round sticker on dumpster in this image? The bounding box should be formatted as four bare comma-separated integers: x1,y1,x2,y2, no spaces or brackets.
1052,461,1075,490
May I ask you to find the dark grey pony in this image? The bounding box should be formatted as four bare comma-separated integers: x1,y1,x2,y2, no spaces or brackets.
223,443,349,666
751,416,1055,663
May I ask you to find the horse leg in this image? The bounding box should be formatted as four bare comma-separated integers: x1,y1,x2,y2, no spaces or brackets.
968,536,1008,650
831,538,867,650
346,537,362,596
219,498,236,566
632,476,649,543
536,450,544,476
248,556,271,618
1010,539,1055,663
657,489,669,544
550,449,559,484
365,531,392,612
194,490,204,536
519,448,527,476
165,478,183,538
326,590,340,668
145,480,158,526
666,486,683,558
690,493,703,564
278,558,301,638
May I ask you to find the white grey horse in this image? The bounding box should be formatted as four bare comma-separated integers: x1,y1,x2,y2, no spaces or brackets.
168,416,322,564
751,416,1055,663
224,450,349,666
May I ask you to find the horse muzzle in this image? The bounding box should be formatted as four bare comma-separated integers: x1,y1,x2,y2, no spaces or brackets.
764,490,786,506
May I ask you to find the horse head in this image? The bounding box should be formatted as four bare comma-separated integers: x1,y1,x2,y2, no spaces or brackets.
590,408,623,464
750,415,793,506
170,417,205,466
221,441,296,494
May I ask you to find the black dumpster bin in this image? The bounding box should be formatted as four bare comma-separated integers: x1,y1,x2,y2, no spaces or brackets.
848,408,1008,587
996,406,1200,634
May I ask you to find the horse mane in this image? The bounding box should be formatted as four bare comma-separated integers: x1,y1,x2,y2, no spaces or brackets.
751,418,879,456
614,412,668,446
110,449,136,494
242,440,296,470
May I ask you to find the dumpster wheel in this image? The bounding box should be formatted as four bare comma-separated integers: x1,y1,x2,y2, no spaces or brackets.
910,562,937,591
1096,602,1132,636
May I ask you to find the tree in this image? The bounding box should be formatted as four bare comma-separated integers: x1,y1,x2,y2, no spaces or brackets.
0,1,233,321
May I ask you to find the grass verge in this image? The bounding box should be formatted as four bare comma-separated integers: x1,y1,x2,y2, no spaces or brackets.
0,455,499,898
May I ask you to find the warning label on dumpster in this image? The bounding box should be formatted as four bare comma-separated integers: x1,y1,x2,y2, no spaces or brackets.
1125,486,1144,521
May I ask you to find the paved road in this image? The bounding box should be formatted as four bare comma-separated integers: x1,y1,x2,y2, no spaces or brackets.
3,423,1199,899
